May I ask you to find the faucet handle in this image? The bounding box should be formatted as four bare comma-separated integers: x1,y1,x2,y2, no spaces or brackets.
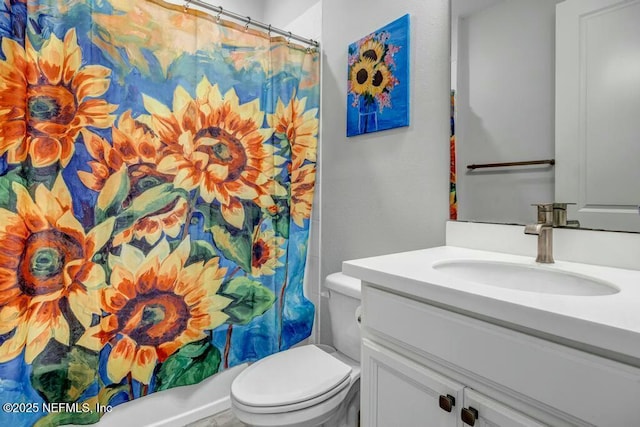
530,203,553,224
552,202,576,209
552,202,579,227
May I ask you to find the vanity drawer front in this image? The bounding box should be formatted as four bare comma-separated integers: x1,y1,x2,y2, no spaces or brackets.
363,285,640,426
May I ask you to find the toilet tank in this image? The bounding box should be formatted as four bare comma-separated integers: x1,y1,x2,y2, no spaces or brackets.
325,273,361,362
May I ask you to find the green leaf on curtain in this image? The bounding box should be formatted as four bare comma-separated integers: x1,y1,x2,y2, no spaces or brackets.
211,225,253,273
221,277,276,325
23,162,60,190
32,384,127,427
272,198,291,239
30,345,99,403
187,239,218,266
196,204,225,230
197,202,263,235
95,166,131,223
114,184,183,233
155,340,221,391
0,168,26,211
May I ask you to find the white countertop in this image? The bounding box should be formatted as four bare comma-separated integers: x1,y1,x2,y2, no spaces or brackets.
343,246,640,365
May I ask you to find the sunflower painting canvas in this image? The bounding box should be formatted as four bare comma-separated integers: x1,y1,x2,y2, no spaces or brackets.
347,14,410,136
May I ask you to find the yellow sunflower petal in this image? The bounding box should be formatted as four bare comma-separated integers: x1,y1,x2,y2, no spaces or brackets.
12,182,48,232
77,262,106,290
107,336,137,382
223,87,240,108
109,267,136,298
131,346,158,385
76,324,103,352
34,183,65,225
206,311,229,330
221,200,245,230
0,323,27,363
173,167,201,191
196,76,213,99
158,238,189,285
140,225,163,246
25,327,53,364
103,272,133,310
55,210,86,244
0,208,27,236
172,85,194,115
0,299,27,334
69,286,101,328
207,84,224,108
147,238,171,263
72,65,112,101
175,263,202,295
142,94,172,117
62,29,81,84
75,99,117,128
51,174,73,211
206,294,233,313
52,313,70,346
29,137,63,168
157,154,187,175
238,98,263,130
208,163,229,181
38,32,64,85
226,181,260,200
134,254,160,290
112,244,146,274
1,37,24,64
85,217,115,257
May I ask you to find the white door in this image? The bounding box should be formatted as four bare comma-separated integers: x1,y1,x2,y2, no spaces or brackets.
461,388,547,427
361,339,464,427
555,0,640,231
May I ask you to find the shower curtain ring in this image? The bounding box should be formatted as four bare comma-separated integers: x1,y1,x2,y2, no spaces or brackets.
244,17,251,32
267,24,272,35
287,31,292,46
183,0,191,13
216,7,222,23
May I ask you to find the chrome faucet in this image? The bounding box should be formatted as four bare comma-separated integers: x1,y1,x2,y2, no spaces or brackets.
525,203,554,263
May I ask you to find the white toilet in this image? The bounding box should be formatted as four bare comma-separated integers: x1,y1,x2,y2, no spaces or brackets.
230,273,361,427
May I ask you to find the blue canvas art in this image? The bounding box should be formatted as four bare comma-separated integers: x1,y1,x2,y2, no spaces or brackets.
347,14,410,136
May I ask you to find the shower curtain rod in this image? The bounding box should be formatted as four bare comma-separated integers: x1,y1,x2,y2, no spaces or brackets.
185,0,320,48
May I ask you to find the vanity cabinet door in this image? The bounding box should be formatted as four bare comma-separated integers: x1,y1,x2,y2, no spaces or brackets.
461,389,546,427
361,339,464,427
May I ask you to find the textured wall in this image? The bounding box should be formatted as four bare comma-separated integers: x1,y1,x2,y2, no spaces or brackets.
320,0,450,342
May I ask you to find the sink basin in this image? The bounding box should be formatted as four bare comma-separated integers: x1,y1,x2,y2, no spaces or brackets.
433,260,619,296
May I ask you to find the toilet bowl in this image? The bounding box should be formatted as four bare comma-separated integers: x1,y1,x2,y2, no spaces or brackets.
230,273,361,427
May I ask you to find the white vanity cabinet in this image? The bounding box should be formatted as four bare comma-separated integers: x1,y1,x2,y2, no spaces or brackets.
361,338,464,426
362,339,545,427
360,284,640,427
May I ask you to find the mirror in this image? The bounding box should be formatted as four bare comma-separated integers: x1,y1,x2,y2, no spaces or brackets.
451,0,640,232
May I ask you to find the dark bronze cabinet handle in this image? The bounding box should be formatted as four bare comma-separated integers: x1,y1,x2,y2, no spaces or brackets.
438,394,455,413
461,407,479,426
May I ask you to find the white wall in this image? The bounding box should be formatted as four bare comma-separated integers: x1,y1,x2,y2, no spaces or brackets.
455,0,558,225
321,0,450,343
263,0,321,41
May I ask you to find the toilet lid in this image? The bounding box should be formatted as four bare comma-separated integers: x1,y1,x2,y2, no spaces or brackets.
231,345,352,407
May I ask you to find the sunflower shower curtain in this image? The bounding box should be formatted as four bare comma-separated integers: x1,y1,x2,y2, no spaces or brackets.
0,1,319,425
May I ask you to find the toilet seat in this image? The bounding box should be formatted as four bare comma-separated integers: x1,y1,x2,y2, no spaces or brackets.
231,345,353,413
